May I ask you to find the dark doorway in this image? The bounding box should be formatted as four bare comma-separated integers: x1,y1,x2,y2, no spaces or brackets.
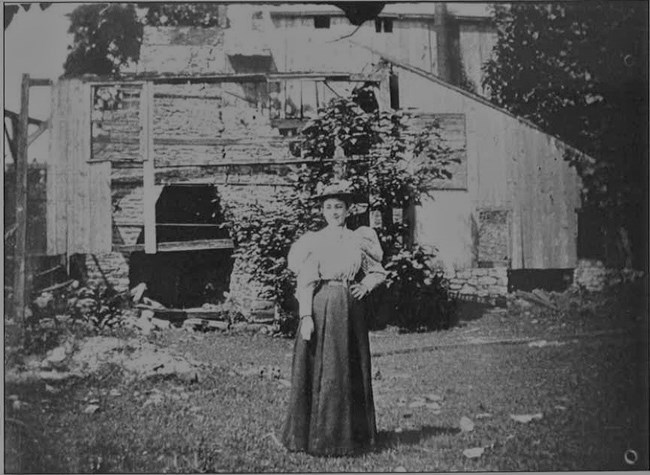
130,184,233,308
507,269,574,293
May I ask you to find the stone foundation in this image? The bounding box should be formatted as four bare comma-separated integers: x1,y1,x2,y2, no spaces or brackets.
445,266,508,303
75,252,131,293
572,259,644,292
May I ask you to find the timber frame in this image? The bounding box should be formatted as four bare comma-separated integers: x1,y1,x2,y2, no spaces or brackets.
6,75,53,328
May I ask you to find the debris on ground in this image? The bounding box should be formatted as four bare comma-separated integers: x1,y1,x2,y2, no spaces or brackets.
130,283,147,303
510,413,544,423
459,416,475,432
514,290,559,311
235,365,282,380
463,447,485,458
83,404,100,415
528,339,566,348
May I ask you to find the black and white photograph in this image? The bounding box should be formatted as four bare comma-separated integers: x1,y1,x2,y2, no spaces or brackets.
3,1,649,472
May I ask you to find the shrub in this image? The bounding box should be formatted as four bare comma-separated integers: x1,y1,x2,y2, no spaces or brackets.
384,246,457,331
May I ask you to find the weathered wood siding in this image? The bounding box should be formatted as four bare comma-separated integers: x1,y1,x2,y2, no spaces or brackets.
458,23,498,96
270,16,436,74
47,79,112,255
397,66,581,269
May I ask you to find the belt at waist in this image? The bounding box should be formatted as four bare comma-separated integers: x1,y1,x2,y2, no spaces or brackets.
321,279,353,287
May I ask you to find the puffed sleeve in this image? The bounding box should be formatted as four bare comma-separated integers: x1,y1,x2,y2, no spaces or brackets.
355,226,386,291
288,231,319,317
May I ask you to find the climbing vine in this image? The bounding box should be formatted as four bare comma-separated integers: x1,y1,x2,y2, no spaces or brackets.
224,84,458,332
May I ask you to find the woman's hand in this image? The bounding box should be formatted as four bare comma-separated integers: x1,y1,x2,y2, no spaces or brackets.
300,316,314,341
350,283,370,300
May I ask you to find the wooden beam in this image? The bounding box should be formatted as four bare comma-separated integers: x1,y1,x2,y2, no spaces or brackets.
83,71,370,86
27,119,49,146
93,136,296,146
140,82,156,254
13,74,30,330
115,238,234,253
28,78,53,87
4,109,45,126
4,122,17,159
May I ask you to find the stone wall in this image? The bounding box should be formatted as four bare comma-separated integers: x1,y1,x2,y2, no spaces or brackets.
445,266,508,303
572,259,645,292
76,252,131,293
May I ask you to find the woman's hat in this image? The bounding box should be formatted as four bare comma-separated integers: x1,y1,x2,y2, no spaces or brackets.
312,180,357,201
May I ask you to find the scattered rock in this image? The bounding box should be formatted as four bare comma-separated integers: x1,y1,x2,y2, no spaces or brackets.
109,389,121,397
425,393,443,402
151,317,171,330
426,402,441,411
510,413,543,423
46,345,68,364
208,320,230,331
463,447,485,459
33,291,54,309
143,393,164,407
528,340,565,348
554,405,567,411
45,384,60,394
460,416,475,432
83,404,100,414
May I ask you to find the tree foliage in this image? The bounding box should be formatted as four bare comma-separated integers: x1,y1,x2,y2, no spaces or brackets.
483,2,648,267
4,3,51,29
223,85,458,332
140,3,226,27
63,3,143,76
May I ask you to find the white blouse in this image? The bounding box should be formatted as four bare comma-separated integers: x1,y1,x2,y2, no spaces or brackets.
287,226,386,316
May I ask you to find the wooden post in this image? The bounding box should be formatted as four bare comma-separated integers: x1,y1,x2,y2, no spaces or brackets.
141,82,156,254
13,74,30,330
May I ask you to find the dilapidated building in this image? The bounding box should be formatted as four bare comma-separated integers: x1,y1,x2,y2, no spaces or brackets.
45,3,588,310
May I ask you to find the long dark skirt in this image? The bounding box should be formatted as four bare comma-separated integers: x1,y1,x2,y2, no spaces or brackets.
281,282,377,456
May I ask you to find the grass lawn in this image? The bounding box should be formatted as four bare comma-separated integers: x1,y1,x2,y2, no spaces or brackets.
5,287,649,472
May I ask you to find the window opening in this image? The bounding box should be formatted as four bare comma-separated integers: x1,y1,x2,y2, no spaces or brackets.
314,15,331,29
375,17,394,33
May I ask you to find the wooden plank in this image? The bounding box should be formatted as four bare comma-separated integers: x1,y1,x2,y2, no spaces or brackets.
115,238,234,253
93,136,297,146
77,81,93,253
13,74,30,326
141,82,156,254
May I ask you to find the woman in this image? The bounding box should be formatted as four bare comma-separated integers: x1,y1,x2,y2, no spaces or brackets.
281,181,386,456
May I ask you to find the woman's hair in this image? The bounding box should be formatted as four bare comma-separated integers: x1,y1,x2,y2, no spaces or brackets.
319,195,351,209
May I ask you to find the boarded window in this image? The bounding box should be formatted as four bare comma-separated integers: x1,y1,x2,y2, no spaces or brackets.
410,113,468,190
91,85,141,162
375,18,394,33
477,209,510,266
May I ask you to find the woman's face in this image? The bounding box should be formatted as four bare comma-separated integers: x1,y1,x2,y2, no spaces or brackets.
322,197,349,227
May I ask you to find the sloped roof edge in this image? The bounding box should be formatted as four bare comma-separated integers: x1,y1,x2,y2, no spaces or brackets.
349,40,593,162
